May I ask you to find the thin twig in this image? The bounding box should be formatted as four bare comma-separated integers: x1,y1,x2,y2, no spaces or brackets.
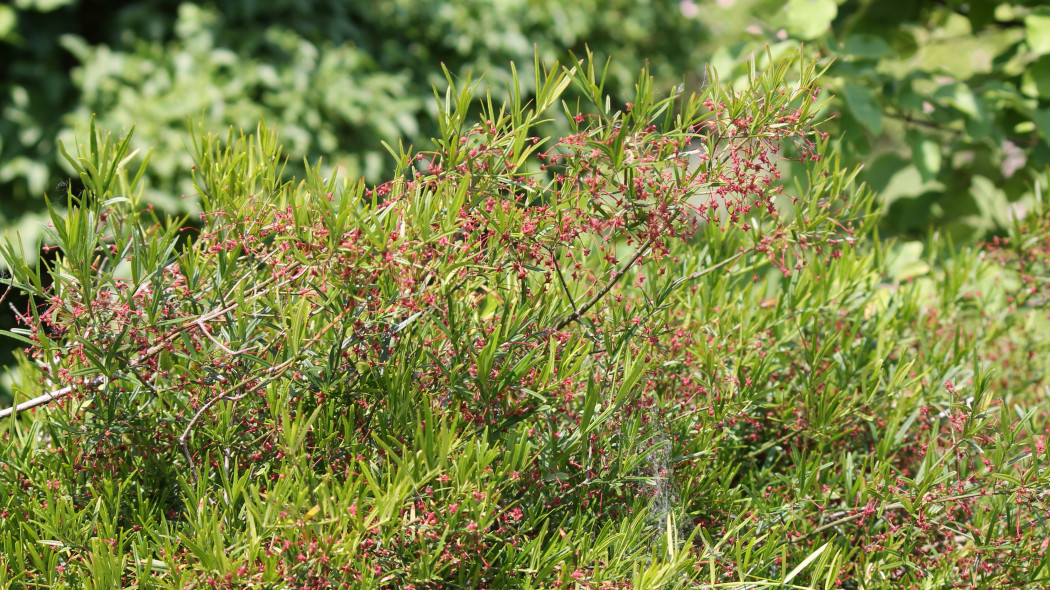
0,377,106,420
883,109,965,137
0,279,12,308
683,250,744,282
178,358,295,482
800,502,906,540
552,248,579,318
194,318,259,356
0,265,302,420
555,211,682,330
555,239,652,330
798,490,991,541
178,304,353,481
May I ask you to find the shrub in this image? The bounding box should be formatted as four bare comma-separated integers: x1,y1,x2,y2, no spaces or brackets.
0,0,710,389
8,0,1050,399
2,52,1050,588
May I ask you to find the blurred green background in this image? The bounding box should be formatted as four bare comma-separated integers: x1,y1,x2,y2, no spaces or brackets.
3,0,1049,398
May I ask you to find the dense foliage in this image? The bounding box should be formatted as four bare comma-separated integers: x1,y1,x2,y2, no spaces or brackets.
5,1,1050,250
0,0,707,249
0,0,709,378
5,0,1050,386
2,52,1050,588
709,0,1050,239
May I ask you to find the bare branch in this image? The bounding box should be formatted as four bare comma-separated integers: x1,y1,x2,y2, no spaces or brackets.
179,304,353,481
0,377,105,419
0,263,304,420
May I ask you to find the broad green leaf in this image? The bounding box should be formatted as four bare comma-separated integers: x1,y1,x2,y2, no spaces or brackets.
1032,108,1050,143
970,175,1010,229
886,242,930,281
841,34,892,60
1022,55,1050,98
878,164,943,209
785,0,837,40
933,83,980,119
1026,13,1050,56
0,6,16,41
841,84,882,135
19,0,77,10
907,130,941,183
